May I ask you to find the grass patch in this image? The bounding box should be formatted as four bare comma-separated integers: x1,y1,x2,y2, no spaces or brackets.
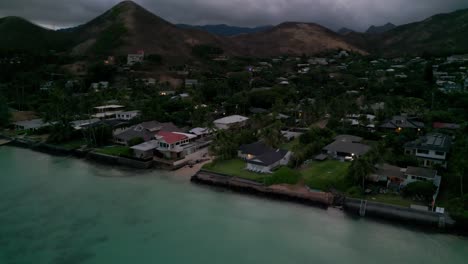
56,139,87,150
364,194,420,207
96,145,132,157
203,159,266,182
301,160,350,191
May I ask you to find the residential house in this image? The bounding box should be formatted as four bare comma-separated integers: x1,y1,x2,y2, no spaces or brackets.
70,119,100,130
404,133,451,168
380,115,424,132
131,140,159,160
238,142,274,160
80,119,130,134
155,131,197,160
246,149,292,173
185,79,199,87
127,52,144,66
370,163,440,187
93,105,125,119
14,119,50,131
116,110,140,121
90,81,109,91
238,142,291,173
322,135,371,160
114,121,182,146
344,114,376,130
189,127,215,138
213,115,249,130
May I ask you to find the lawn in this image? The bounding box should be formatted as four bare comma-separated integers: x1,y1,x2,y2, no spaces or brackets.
96,146,133,157
301,160,350,191
364,194,424,207
56,139,87,150
203,159,266,182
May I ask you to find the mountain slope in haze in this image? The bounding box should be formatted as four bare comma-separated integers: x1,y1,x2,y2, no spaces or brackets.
231,22,367,56
68,1,225,58
345,8,468,56
378,9,468,56
365,23,396,34
337,27,355,35
0,17,72,51
176,24,273,36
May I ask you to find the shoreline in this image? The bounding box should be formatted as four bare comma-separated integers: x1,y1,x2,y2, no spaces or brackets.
1,139,466,236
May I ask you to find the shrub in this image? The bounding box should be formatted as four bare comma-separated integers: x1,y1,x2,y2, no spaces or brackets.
128,137,144,147
265,167,301,186
402,181,437,201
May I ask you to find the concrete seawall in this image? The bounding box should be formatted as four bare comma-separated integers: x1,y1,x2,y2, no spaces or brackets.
344,198,455,229
86,151,154,169
191,170,333,208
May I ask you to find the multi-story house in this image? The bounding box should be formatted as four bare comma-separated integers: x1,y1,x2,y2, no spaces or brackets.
404,133,451,168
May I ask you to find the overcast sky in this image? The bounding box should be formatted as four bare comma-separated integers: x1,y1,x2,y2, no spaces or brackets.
1,0,468,31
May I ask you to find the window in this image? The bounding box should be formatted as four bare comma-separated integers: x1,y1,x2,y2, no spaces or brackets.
435,151,445,156
417,149,429,154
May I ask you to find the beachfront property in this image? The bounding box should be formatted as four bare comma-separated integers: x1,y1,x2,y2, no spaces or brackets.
154,131,197,160
370,163,440,188
213,115,249,130
93,105,125,119
238,141,292,173
404,133,451,168
322,135,371,161
114,121,183,145
14,119,51,131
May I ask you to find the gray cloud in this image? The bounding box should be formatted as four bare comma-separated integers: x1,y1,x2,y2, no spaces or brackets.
0,0,467,31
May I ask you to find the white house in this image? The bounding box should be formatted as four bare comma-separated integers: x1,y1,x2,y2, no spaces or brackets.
127,53,144,66
116,110,140,121
246,149,292,173
213,115,249,130
93,105,125,119
404,133,451,168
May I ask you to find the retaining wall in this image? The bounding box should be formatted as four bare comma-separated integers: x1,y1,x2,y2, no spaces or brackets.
191,170,332,208
344,198,454,229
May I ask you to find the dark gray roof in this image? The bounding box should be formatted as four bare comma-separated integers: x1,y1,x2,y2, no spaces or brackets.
239,142,274,156
81,119,129,129
314,154,328,161
247,149,289,166
115,121,183,142
380,116,425,129
373,163,405,179
138,121,183,133
404,133,451,152
115,126,154,142
335,134,363,143
323,141,371,156
249,107,268,114
406,167,437,179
